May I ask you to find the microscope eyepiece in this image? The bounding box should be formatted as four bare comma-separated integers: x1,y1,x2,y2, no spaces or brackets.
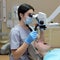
40,20,44,25
29,13,33,17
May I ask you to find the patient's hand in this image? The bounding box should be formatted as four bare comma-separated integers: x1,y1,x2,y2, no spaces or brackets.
34,41,51,56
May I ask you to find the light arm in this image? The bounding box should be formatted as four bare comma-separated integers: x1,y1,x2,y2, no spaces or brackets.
47,6,60,23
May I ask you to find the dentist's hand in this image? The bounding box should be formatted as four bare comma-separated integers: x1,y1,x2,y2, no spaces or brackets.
25,31,38,44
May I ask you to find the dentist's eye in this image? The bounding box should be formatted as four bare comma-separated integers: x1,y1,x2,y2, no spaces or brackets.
28,13,34,18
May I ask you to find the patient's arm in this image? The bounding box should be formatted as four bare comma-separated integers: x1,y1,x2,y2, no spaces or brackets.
38,30,45,43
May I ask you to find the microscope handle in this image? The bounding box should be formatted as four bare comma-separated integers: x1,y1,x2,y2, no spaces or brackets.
34,24,38,31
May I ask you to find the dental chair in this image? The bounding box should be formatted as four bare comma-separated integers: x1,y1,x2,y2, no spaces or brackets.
0,42,10,55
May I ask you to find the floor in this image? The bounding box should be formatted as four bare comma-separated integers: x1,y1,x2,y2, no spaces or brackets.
0,55,9,60
0,55,33,60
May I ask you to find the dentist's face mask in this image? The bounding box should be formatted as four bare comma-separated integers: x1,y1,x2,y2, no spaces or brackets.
24,16,33,25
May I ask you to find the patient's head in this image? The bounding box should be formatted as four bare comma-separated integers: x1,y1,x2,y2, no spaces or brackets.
34,41,51,56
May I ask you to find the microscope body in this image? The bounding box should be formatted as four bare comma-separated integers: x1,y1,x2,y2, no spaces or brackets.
33,12,47,30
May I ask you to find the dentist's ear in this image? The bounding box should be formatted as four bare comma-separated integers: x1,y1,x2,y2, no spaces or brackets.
19,13,23,18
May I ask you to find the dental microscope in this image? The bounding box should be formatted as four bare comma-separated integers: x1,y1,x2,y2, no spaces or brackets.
29,12,47,31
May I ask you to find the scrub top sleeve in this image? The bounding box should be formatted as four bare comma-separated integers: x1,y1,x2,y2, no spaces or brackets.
10,30,20,50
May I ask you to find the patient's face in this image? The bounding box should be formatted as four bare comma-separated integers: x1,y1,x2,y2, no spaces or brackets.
34,41,50,51
34,41,51,56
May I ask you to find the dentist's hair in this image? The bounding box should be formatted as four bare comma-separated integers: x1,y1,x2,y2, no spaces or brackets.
18,3,34,21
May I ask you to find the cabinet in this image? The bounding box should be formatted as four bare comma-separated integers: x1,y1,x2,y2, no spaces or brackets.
44,27,60,48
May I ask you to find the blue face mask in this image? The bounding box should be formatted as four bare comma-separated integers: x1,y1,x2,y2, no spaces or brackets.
24,16,33,25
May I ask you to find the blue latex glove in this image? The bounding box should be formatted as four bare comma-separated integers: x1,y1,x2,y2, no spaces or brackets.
25,31,37,44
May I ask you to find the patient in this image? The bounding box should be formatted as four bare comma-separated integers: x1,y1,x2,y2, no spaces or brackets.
34,31,60,60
